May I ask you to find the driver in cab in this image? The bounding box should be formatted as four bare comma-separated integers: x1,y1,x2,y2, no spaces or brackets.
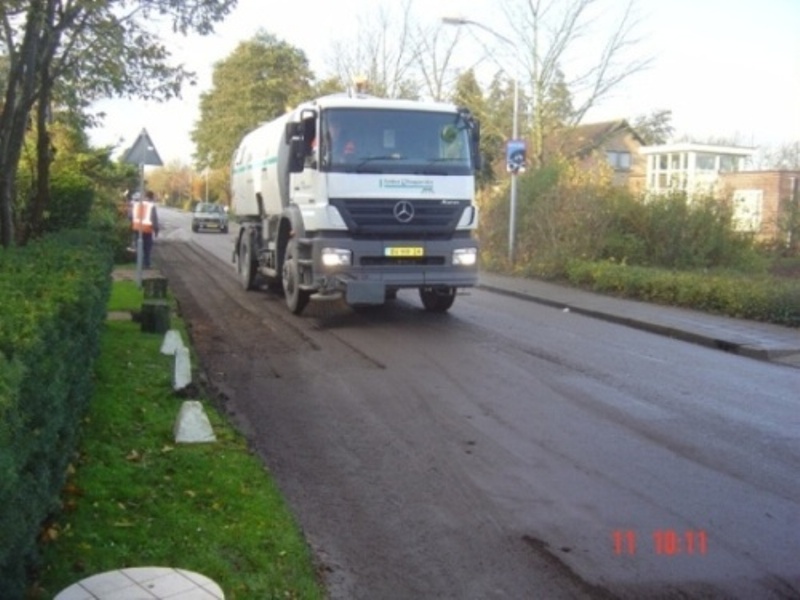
324,118,356,163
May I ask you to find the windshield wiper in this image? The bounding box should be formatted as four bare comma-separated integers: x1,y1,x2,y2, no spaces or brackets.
354,155,405,170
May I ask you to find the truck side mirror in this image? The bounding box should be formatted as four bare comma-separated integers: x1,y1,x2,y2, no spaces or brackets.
288,138,305,173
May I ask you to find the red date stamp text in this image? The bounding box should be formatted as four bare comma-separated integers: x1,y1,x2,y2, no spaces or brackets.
612,529,708,556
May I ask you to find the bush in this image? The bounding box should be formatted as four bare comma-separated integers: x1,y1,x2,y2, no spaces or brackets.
565,259,800,326
594,190,762,271
44,172,94,233
0,230,114,598
478,158,619,276
478,158,764,278
88,194,134,264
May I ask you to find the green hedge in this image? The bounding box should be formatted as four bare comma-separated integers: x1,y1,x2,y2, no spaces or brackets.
44,171,95,233
0,230,114,598
566,259,800,327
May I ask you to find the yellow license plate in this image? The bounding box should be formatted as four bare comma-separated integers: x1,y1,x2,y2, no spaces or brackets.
385,247,424,257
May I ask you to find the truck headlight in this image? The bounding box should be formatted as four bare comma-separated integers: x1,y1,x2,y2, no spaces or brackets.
453,248,477,266
321,248,352,267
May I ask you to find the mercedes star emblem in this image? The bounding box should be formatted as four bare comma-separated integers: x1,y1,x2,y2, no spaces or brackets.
393,200,415,223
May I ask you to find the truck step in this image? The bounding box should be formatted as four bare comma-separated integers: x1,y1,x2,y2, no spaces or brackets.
310,291,343,302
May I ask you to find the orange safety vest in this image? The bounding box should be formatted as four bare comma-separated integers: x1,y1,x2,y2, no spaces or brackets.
132,201,155,234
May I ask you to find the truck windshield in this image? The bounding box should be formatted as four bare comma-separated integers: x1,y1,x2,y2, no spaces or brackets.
321,108,475,175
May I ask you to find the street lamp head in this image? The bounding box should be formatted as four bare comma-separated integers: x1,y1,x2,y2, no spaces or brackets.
441,15,472,26
440,15,516,49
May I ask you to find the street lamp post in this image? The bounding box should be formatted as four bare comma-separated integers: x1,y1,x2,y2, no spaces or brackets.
509,79,519,264
443,16,520,264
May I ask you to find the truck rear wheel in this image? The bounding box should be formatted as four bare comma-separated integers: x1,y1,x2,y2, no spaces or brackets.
238,234,257,291
419,286,456,312
282,239,310,315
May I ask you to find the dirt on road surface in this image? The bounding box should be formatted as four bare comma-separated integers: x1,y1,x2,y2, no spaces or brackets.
153,240,622,600
153,236,800,600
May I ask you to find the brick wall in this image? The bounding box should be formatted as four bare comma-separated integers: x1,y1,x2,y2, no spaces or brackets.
719,170,800,242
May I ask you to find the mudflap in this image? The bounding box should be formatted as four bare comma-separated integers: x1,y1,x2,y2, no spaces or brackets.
345,281,386,305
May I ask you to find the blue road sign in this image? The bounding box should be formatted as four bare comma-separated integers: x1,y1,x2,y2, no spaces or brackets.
506,139,526,173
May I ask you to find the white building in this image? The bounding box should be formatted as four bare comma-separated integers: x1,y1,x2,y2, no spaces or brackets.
639,142,756,197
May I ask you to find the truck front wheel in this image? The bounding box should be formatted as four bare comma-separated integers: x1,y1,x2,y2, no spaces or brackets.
282,239,310,315
238,234,257,291
419,286,456,312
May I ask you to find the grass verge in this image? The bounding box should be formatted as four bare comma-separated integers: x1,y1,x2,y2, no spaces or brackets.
29,278,323,599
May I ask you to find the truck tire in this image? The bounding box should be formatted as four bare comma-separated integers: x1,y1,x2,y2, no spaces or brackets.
238,234,257,291
419,286,456,312
282,239,310,315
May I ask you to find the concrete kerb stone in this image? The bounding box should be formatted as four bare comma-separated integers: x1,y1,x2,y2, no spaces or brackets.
477,281,800,367
174,400,217,444
160,329,184,355
161,329,192,391
172,345,192,391
159,328,217,444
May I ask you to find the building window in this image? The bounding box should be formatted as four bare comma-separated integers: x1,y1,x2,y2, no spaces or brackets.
606,151,631,171
695,153,716,171
719,155,738,173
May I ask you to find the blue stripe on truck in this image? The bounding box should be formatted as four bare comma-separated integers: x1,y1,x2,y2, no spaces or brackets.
232,155,278,175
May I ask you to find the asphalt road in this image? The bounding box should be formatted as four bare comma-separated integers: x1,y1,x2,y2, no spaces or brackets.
154,207,800,600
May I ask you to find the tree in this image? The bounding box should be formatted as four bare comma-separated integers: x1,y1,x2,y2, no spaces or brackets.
538,68,575,156
327,0,420,99
411,18,463,102
499,0,652,167
632,109,674,145
191,30,313,170
760,141,800,170
327,0,479,103
451,69,501,184
313,76,348,98
482,72,522,180
0,0,237,247
146,160,195,206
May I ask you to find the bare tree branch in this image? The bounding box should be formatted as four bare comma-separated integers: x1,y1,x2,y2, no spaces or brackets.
496,0,652,165
326,0,421,98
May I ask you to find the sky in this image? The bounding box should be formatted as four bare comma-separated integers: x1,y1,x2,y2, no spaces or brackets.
89,0,800,165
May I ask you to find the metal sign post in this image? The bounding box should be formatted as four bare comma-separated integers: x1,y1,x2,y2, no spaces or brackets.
123,128,163,287
136,163,145,286
506,139,526,264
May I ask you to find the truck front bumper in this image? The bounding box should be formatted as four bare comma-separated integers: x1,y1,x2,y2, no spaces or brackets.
306,237,479,304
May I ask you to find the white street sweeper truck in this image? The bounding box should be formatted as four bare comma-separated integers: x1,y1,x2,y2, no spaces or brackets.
230,92,481,315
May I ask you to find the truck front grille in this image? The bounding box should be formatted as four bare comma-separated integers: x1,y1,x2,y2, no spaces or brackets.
329,198,471,239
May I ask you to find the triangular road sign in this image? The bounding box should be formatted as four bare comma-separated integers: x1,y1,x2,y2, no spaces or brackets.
123,128,164,166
